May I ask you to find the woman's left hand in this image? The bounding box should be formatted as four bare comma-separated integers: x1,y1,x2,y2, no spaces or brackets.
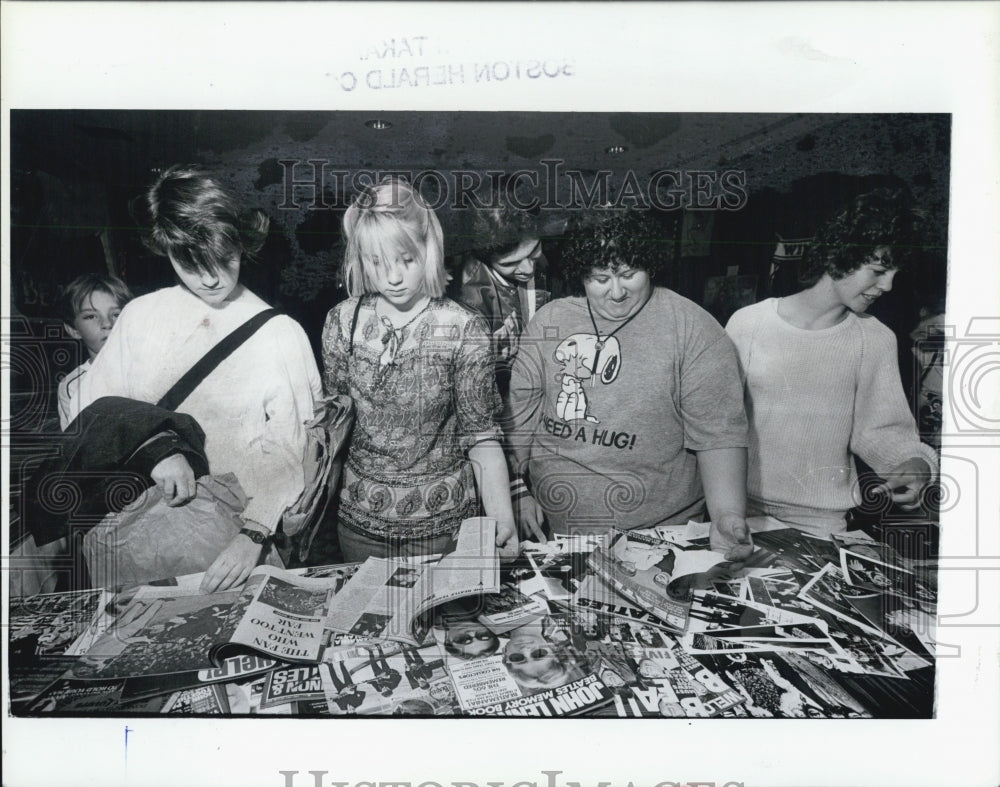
496,517,519,560
200,533,264,593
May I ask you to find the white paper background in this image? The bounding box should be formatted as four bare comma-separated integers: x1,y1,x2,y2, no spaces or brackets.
3,3,999,786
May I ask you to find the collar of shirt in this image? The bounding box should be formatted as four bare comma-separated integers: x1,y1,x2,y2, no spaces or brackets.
485,263,534,293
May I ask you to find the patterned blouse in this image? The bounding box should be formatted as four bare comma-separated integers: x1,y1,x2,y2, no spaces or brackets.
322,296,501,540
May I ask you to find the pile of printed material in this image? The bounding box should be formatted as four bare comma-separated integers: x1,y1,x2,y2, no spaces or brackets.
9,520,937,718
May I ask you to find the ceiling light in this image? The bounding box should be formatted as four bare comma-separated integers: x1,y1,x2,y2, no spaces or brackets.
365,119,393,131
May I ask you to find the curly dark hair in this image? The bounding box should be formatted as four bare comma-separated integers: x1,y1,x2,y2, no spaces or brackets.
799,188,928,288
468,200,546,261
559,209,672,294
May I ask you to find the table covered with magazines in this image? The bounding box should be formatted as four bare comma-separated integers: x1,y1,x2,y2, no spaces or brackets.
9,517,938,718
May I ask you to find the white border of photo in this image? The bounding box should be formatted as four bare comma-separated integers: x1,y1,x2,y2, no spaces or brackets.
2,3,998,787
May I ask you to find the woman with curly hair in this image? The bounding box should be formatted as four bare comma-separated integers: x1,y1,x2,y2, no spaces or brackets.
726,188,938,537
504,209,752,559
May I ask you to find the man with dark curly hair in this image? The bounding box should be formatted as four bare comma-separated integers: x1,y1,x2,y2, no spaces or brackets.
451,200,566,400
504,209,752,560
726,188,938,537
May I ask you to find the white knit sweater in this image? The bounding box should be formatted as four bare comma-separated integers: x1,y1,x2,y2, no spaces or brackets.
77,285,322,532
726,298,938,535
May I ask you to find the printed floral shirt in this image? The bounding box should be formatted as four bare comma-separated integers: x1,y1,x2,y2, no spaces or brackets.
321,296,501,539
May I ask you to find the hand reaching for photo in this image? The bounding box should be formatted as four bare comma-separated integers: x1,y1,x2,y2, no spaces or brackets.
710,512,754,563
496,516,519,560
515,492,548,544
877,457,932,511
200,533,263,593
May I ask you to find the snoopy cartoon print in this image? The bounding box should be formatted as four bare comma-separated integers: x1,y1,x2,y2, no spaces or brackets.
553,333,622,423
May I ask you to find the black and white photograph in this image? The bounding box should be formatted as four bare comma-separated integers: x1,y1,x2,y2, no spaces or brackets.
3,3,999,787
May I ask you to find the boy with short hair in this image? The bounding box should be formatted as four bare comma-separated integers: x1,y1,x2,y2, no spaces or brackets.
57,273,132,430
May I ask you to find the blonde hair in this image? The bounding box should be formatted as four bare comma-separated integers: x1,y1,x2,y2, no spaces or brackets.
342,178,448,297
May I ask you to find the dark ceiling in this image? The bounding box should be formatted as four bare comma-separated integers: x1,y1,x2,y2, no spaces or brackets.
12,110,897,194
10,110,950,328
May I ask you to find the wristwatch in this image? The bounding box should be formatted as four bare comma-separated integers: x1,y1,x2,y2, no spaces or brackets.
238,527,272,546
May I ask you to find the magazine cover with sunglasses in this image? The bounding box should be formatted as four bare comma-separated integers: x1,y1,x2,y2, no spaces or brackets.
430,603,618,716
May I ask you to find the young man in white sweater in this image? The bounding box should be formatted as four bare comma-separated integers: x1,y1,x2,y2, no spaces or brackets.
726,189,937,538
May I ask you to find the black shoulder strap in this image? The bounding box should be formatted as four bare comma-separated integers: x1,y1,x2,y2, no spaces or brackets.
157,309,280,411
